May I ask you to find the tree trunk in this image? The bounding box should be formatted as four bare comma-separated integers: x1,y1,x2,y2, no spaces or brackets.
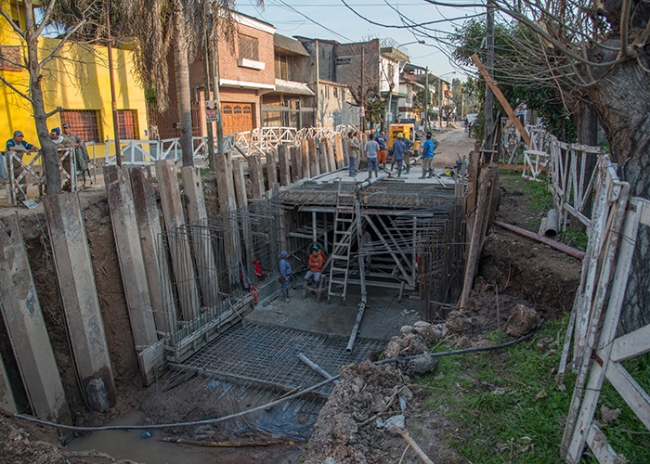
586,49,650,331
569,102,599,231
172,0,194,167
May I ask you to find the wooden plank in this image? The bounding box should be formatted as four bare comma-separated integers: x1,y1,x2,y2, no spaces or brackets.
104,165,158,347
232,158,248,209
466,143,480,232
605,361,650,430
129,166,177,335
471,53,531,147
325,137,336,172
301,139,310,179
318,138,328,174
182,166,220,308
266,151,277,193
277,144,291,186
0,214,72,420
154,160,200,321
214,152,241,290
290,145,302,183
610,324,650,362
0,356,16,413
584,424,619,464
334,134,345,168
137,340,166,386
43,195,116,414
248,154,265,199
458,166,493,309
308,138,320,176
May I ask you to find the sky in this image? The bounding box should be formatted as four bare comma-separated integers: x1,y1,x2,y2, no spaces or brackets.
237,0,483,81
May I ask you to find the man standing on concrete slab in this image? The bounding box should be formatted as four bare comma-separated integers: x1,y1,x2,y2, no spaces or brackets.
304,245,325,287
392,133,406,177
420,132,437,179
376,130,387,169
365,133,380,179
279,251,292,301
403,133,414,174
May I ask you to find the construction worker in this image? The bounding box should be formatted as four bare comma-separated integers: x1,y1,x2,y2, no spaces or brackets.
305,245,326,287
279,251,292,301
392,133,406,177
420,132,438,179
376,130,388,169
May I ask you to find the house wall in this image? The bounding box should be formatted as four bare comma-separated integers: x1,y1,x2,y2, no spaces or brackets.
1,0,148,159
316,80,358,129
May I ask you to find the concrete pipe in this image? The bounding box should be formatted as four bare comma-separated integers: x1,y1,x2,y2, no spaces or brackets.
544,209,559,238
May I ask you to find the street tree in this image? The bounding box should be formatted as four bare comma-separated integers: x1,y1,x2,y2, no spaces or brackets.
0,0,95,194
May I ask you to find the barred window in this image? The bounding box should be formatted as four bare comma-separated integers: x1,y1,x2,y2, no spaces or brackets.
238,35,259,61
116,110,139,140
60,110,101,142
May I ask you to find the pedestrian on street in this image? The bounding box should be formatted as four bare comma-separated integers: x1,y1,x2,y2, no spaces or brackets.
420,132,438,179
376,130,387,169
392,133,406,177
279,250,292,301
5,130,39,201
349,131,360,177
365,133,380,179
304,245,326,287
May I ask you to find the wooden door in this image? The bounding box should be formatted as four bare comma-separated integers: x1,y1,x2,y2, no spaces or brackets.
222,103,253,135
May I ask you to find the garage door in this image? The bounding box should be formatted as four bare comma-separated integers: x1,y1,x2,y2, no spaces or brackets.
222,103,253,135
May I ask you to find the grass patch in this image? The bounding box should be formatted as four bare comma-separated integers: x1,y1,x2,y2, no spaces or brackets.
559,230,589,251
523,180,554,214
416,316,649,463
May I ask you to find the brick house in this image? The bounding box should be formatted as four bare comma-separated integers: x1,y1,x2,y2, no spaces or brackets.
152,12,277,139
260,34,315,129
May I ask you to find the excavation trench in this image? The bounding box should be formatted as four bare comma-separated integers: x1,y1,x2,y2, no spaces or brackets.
0,160,465,462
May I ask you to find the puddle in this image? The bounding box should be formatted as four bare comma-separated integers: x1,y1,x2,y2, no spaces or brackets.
65,411,240,464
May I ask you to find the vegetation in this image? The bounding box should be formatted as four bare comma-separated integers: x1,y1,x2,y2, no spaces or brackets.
417,316,650,463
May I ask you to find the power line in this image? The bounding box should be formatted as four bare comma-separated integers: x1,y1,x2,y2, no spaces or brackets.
272,0,353,42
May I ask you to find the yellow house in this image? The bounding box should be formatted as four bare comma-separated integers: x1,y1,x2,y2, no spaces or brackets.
0,0,148,162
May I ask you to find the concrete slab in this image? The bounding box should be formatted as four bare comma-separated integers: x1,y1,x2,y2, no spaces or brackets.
43,195,116,413
104,165,158,348
246,276,420,343
0,355,16,413
312,165,457,187
0,216,69,421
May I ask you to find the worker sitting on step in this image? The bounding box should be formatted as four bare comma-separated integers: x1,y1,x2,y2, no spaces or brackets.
305,245,325,287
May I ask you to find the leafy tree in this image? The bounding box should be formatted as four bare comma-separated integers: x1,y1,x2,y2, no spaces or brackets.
0,0,95,194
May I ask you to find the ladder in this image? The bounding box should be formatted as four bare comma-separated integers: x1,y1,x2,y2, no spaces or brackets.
328,180,357,302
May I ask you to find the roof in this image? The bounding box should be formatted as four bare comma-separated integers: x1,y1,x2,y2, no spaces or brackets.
274,79,315,96
274,34,310,57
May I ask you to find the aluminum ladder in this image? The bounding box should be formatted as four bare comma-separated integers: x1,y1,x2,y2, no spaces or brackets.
327,180,357,302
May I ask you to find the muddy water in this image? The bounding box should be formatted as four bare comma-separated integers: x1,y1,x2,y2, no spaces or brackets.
65,412,253,464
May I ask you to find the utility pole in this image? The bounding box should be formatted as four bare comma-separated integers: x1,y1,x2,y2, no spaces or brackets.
485,3,495,159
424,66,429,132
106,2,121,166
203,17,215,169
210,12,224,156
438,77,443,128
360,44,365,131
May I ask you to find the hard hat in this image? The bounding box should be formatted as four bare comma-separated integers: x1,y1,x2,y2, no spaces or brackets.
397,133,404,139
280,251,288,258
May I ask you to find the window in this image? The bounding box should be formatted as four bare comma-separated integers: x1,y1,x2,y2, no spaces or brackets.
233,106,242,114
223,105,233,114
243,106,251,114
116,110,139,140
336,57,351,66
333,87,338,98
275,54,290,80
0,45,22,71
238,35,259,61
60,110,101,142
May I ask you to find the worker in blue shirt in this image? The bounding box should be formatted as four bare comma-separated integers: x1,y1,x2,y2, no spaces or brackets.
420,132,438,179
392,133,406,178
279,251,292,301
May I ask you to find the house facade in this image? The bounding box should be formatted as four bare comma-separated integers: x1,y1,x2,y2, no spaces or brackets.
0,0,148,156
260,34,315,129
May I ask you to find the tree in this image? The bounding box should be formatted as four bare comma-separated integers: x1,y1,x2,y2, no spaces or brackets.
0,0,92,194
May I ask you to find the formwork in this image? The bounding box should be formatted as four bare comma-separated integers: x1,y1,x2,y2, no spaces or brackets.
153,174,464,437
